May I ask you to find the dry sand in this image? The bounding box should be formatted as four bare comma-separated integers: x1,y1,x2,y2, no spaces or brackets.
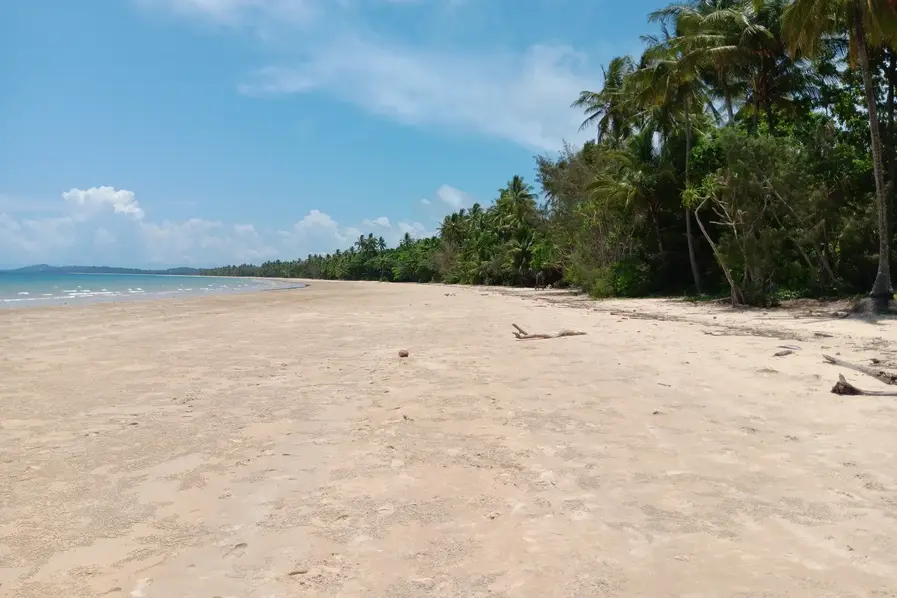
2,281,897,597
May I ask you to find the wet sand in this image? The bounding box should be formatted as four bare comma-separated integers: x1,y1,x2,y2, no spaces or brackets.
2,281,897,597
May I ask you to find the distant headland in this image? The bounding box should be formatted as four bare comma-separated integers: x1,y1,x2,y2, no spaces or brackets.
0,264,203,276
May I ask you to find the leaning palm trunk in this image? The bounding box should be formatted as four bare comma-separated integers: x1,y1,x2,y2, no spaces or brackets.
725,89,735,125
684,101,703,294
854,0,893,309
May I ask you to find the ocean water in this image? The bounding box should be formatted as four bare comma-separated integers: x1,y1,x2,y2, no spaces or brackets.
0,272,302,308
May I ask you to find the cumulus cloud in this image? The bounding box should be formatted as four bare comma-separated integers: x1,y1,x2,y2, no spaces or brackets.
0,184,452,266
137,219,274,265
63,186,145,220
362,216,391,228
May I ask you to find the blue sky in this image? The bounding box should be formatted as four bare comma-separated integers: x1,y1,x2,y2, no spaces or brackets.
0,0,658,268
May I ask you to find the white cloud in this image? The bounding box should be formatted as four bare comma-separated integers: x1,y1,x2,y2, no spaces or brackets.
63,186,145,220
279,209,434,255
397,220,428,237
435,184,470,210
240,39,595,151
0,184,451,266
233,223,258,235
140,0,599,151
362,216,391,228
420,198,430,205
0,213,76,257
280,209,360,256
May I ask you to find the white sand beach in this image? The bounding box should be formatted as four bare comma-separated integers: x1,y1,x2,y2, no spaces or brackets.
2,281,897,597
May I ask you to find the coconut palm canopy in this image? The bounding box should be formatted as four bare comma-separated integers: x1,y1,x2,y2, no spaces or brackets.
204,0,897,310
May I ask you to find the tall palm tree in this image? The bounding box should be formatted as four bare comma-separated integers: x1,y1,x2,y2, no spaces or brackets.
738,0,815,134
650,0,745,124
572,56,637,146
784,0,897,309
637,23,714,293
496,175,538,232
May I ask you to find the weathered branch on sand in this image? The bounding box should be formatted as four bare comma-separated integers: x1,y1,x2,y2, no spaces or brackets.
511,323,586,341
832,374,897,396
822,354,897,386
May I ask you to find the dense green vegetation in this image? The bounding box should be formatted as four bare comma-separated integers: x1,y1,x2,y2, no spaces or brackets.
202,0,897,310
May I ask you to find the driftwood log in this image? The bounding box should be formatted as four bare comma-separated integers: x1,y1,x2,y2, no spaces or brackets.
512,323,586,341
822,354,897,385
832,374,897,397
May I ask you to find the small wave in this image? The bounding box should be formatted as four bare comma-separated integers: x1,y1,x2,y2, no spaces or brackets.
2,295,53,303
17,291,29,296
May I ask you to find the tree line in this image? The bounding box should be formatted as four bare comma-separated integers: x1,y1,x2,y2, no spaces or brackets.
202,0,897,310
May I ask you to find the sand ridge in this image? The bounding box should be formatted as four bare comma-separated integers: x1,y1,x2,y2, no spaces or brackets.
2,281,897,596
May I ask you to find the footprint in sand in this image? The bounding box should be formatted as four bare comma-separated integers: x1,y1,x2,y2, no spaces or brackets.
224,542,248,558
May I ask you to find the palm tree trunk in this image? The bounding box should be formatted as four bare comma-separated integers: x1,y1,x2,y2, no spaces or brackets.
887,50,895,133
887,50,896,241
684,101,702,294
752,100,759,134
650,207,665,257
722,72,735,126
855,0,893,310
750,87,760,135
725,89,735,126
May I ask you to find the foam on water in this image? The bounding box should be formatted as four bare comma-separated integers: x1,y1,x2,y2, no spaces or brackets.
0,273,303,309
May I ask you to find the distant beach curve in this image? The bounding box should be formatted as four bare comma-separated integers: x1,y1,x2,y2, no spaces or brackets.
0,272,303,308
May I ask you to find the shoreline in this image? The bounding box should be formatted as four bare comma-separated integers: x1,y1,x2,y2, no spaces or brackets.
0,274,305,311
3,281,897,596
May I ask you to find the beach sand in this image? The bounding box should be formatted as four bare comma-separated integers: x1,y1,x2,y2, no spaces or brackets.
2,281,897,597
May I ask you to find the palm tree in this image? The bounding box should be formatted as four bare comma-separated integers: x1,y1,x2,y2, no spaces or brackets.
650,0,746,124
784,0,896,309
438,213,465,245
588,129,677,259
496,175,538,233
572,56,637,146
637,23,714,293
739,0,815,134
